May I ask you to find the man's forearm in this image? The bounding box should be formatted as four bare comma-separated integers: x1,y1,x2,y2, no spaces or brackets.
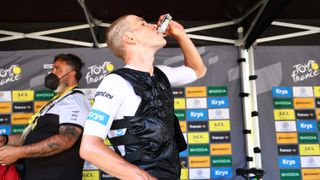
19,125,81,158
81,137,134,178
19,134,70,158
80,135,154,179
177,34,207,78
7,134,24,146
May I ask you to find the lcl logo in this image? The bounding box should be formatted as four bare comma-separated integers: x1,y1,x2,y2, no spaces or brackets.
193,135,204,139
17,92,28,97
214,122,225,127
304,147,315,151
83,173,94,177
279,111,290,116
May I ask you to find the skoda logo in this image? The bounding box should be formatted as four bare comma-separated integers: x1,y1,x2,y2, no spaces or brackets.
282,122,290,129
194,99,201,105
196,169,203,176
215,110,222,117
299,88,306,95
307,157,315,165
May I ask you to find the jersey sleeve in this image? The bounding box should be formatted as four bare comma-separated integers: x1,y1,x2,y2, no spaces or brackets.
83,74,126,139
156,65,197,86
58,93,91,128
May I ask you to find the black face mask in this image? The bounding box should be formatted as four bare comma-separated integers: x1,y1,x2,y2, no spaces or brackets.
45,73,59,90
44,72,71,90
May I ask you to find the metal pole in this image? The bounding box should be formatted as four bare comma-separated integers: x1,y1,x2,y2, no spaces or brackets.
78,0,100,48
236,27,265,180
248,46,263,171
237,27,256,170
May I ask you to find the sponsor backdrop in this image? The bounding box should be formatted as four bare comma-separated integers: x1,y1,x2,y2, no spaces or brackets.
254,46,320,180
0,46,319,179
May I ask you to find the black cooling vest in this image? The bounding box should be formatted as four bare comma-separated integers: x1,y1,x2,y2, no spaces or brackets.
108,67,186,179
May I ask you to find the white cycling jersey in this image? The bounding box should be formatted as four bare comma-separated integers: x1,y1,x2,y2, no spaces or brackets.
39,89,91,128
83,65,197,146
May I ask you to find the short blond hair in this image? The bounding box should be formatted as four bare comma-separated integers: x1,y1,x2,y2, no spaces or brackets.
106,15,132,59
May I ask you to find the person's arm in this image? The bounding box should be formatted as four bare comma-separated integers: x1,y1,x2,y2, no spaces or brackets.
80,135,156,180
163,16,207,78
0,134,24,147
0,125,82,165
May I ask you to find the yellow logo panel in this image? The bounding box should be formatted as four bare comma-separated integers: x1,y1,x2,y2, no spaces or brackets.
82,170,100,180
294,98,315,109
314,86,320,97
12,90,34,102
11,113,33,124
0,102,11,113
299,144,320,155
302,169,320,180
180,168,188,180
179,121,187,133
276,133,298,144
189,156,210,167
210,143,232,155
185,86,207,97
174,98,186,109
34,101,47,112
317,109,320,120
274,109,295,120
209,120,230,131
188,132,209,144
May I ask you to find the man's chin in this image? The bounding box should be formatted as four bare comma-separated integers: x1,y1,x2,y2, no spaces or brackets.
159,39,167,48
54,89,61,94
54,85,64,94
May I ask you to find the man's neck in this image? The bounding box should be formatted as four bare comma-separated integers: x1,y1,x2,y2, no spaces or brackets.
56,84,77,95
125,51,155,75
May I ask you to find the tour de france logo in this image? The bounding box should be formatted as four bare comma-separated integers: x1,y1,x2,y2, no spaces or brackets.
85,61,114,85
291,60,319,83
0,64,22,86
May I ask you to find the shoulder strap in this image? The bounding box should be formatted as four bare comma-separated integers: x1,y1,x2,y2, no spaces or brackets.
153,66,171,90
70,89,85,95
111,68,148,96
40,88,84,114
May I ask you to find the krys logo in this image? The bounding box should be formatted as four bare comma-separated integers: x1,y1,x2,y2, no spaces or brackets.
291,60,319,83
0,64,22,86
85,61,114,84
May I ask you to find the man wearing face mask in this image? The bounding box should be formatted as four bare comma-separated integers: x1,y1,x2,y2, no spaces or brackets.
0,54,91,180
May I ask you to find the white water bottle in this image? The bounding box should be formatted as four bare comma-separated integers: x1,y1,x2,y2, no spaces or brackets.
156,14,172,33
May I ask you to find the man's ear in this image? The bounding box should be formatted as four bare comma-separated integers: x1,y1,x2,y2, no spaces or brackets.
123,32,135,44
